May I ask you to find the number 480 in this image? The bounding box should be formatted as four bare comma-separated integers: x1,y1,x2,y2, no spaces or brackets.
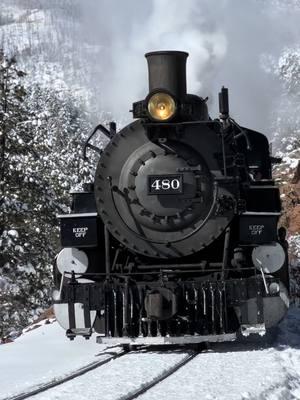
151,178,180,190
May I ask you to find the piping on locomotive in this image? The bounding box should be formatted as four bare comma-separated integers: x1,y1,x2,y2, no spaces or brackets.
53,51,289,344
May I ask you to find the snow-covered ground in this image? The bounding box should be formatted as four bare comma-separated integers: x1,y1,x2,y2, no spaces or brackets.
0,307,299,400
0,322,105,399
141,308,300,400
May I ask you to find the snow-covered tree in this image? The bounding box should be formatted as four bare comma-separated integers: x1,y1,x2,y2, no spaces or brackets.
267,46,300,300
270,48,300,154
0,51,100,338
277,48,300,96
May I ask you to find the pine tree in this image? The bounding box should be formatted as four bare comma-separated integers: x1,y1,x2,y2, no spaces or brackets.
272,47,300,153
0,51,98,338
0,50,34,336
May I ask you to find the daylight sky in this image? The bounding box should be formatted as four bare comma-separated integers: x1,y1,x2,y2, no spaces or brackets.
1,0,300,133
75,0,300,132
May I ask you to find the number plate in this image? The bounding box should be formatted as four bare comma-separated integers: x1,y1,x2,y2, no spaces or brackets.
148,175,183,195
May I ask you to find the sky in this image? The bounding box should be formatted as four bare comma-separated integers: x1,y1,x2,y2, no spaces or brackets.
1,0,300,134
71,0,300,133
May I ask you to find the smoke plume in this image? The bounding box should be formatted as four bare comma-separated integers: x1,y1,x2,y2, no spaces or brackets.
5,0,296,134
73,0,300,133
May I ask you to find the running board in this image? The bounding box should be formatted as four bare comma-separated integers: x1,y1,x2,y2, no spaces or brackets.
97,333,236,345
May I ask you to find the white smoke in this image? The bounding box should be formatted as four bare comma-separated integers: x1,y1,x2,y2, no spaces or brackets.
78,0,227,123
76,0,300,133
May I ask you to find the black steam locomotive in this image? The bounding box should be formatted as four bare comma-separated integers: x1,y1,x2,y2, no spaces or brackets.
53,51,289,345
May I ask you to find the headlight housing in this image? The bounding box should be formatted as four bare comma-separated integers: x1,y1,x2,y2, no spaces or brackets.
147,92,176,121
56,247,89,275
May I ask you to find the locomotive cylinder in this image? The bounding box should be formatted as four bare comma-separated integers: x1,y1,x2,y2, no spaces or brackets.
145,51,188,98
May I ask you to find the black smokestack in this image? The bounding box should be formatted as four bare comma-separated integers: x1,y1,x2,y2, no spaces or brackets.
145,51,189,98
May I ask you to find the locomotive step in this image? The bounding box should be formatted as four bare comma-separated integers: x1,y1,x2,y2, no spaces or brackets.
96,333,236,345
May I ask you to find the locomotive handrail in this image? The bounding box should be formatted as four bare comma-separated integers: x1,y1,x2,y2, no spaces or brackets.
56,212,98,218
230,118,252,151
143,120,217,127
242,211,281,216
83,123,115,160
62,266,257,277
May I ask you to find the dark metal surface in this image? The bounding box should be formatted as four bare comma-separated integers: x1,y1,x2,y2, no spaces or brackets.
94,120,235,258
57,274,280,339
145,51,188,98
219,86,229,118
55,50,288,344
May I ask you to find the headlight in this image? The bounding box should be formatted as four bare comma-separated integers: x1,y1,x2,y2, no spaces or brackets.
56,247,88,275
252,243,285,274
147,92,176,121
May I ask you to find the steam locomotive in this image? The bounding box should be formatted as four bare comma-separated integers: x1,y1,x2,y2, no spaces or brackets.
53,51,289,345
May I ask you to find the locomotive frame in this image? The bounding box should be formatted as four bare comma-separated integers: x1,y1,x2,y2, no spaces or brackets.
53,51,289,345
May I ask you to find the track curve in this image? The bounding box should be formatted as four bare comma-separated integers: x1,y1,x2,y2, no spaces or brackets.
119,351,198,400
6,348,128,400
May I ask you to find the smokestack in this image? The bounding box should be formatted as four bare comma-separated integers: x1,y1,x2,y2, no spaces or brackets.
145,51,189,99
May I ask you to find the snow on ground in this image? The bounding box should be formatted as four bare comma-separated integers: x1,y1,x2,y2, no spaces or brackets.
1,307,300,400
0,322,109,399
140,348,289,400
34,351,187,400
139,307,300,400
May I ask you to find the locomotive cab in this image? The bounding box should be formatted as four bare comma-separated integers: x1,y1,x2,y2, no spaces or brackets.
53,50,289,344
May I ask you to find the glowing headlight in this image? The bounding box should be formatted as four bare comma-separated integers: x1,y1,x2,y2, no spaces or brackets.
147,92,176,121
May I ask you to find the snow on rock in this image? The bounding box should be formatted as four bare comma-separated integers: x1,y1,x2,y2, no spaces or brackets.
289,235,300,260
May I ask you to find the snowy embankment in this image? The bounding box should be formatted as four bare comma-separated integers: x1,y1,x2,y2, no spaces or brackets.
0,322,104,399
1,307,300,400
141,307,300,400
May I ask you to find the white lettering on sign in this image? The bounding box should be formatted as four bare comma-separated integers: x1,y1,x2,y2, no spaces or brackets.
249,225,264,235
151,178,180,191
73,227,88,238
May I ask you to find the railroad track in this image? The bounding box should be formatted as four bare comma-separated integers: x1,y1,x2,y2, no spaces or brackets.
5,345,202,400
120,350,198,400
5,347,128,400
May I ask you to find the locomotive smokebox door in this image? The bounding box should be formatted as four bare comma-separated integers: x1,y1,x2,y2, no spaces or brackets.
58,213,98,248
148,174,183,195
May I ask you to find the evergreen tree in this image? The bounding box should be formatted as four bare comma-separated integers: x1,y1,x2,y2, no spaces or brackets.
0,51,99,338
272,47,300,153
0,51,37,336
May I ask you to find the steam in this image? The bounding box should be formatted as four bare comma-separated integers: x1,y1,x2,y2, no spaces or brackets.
76,0,300,133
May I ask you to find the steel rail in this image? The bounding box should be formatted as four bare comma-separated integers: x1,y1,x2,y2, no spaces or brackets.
120,350,199,400
5,348,128,400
